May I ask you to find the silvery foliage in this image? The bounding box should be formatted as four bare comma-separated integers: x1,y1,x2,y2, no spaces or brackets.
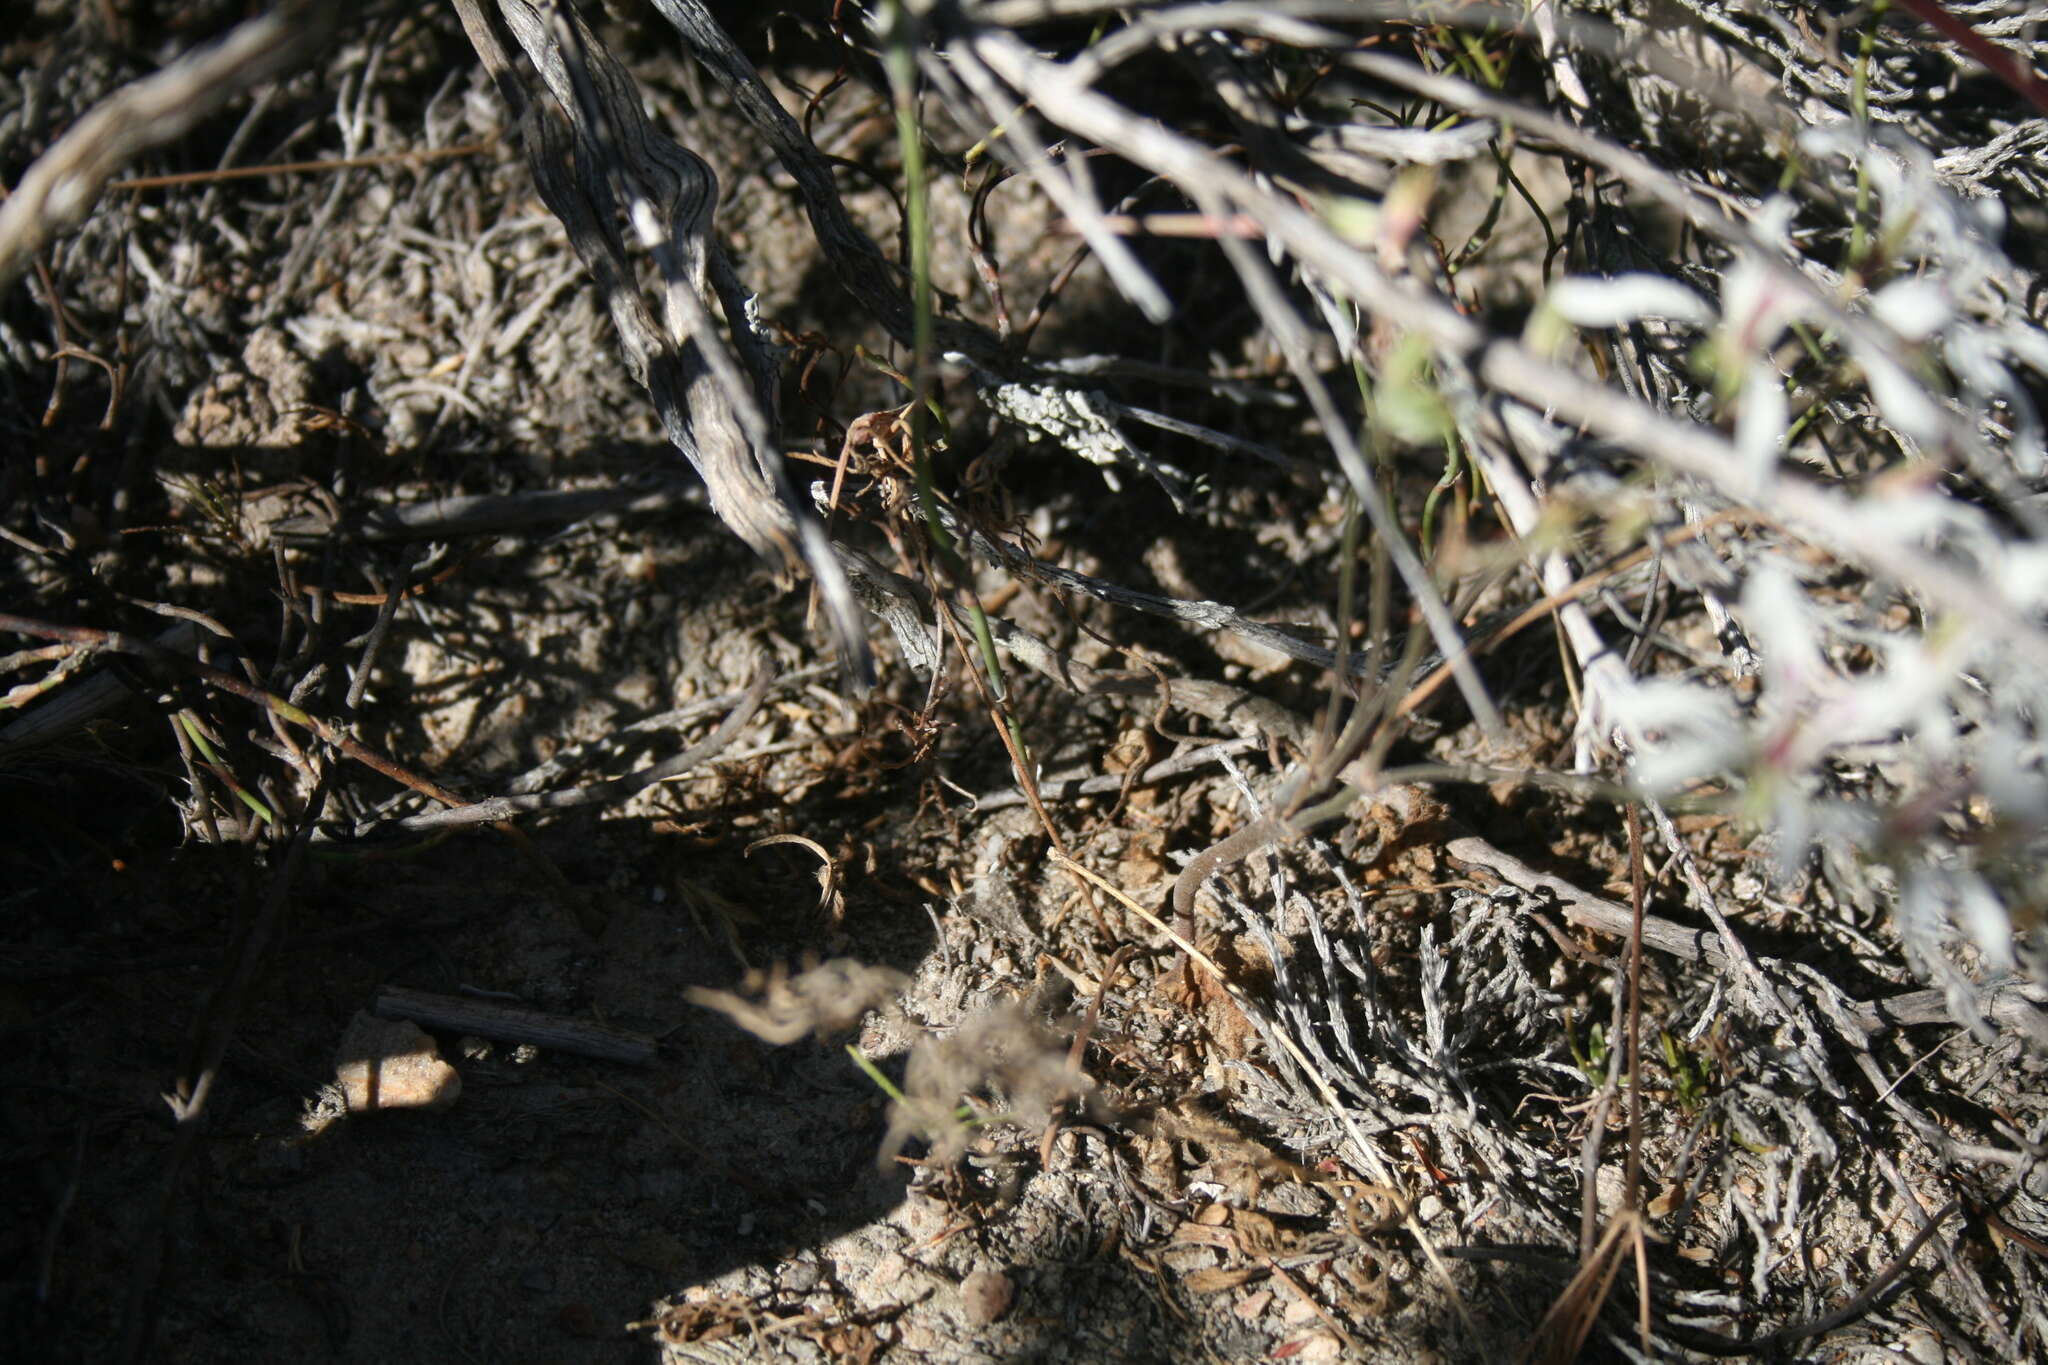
1546,119,2048,1005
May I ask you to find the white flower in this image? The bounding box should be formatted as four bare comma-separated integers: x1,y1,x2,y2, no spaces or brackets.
1545,273,1714,329
1953,872,2016,973
1741,565,1825,712
1848,336,1944,446
1716,256,1810,361
1733,360,1788,491
1609,678,1743,794
1871,277,1952,344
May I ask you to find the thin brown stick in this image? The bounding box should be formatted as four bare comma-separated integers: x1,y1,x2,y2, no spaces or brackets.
297,547,486,606
1394,511,1748,721
1624,803,1649,1356
1040,942,1135,1168
374,986,656,1065
108,140,493,191
1519,1209,1637,1365
1259,1254,1361,1357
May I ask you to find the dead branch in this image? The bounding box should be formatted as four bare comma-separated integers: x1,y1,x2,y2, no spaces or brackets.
374,986,657,1066
0,2,333,293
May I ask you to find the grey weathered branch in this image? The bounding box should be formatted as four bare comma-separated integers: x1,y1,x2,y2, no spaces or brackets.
0,2,332,293
449,0,871,682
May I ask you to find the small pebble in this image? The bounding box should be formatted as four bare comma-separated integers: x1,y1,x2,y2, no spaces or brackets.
960,1267,1015,1327
334,1014,460,1113
1294,1330,1344,1362
865,1251,910,1296
1896,1328,1945,1364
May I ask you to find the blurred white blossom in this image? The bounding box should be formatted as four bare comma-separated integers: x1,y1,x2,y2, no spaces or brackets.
1733,360,1788,491
1545,272,1714,329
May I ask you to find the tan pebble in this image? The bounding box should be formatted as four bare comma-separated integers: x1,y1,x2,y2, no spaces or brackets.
1294,1331,1344,1363
901,1194,947,1238
1281,1294,1319,1326
335,1013,461,1112
1895,1327,1945,1364
960,1267,1015,1327
860,1251,910,1300
1233,1289,1273,1320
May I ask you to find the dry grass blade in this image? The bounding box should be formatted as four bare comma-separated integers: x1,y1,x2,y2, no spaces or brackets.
107,139,491,192
1518,1209,1642,1365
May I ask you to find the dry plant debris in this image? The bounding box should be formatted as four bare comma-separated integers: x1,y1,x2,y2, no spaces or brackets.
4,0,2048,1361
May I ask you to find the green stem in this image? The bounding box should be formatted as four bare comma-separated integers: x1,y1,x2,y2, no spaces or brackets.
846,1044,909,1104
1420,435,1464,559
1848,2,1885,272
178,711,275,824
883,2,1019,753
